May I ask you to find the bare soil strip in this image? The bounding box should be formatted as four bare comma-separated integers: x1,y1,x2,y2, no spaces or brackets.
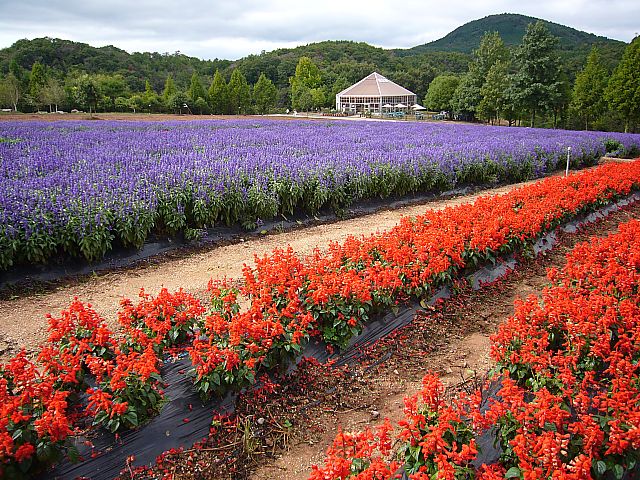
0,176,566,362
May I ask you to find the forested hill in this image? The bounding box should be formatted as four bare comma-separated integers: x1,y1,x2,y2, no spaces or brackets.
401,13,623,53
398,13,625,71
0,13,627,99
228,41,470,102
0,37,231,93
0,38,471,102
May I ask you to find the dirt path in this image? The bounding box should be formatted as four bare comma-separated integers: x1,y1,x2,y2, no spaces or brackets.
249,198,640,480
0,178,561,361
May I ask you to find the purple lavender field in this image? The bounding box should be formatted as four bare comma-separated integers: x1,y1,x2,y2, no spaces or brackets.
1,119,639,269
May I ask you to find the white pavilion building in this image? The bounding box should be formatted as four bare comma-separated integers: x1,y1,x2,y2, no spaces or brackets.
335,72,417,114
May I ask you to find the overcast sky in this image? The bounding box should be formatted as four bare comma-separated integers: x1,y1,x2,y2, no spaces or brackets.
0,0,638,60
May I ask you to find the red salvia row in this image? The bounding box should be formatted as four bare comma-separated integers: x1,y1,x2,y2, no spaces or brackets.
0,288,203,478
191,160,640,400
2,160,640,477
311,217,640,479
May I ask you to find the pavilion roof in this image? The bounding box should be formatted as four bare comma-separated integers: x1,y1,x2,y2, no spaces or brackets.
337,72,416,97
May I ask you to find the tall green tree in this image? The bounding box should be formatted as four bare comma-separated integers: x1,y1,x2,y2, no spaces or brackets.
194,97,209,114
143,80,161,112
452,72,481,119
424,75,459,113
95,74,129,112
28,61,48,110
452,31,509,120
40,77,66,112
291,56,322,89
605,36,640,133
228,68,251,114
571,47,608,130
115,96,130,112
511,21,563,127
162,75,177,103
477,61,509,124
128,94,146,113
290,56,324,111
294,88,314,111
187,72,207,103
474,31,509,78
253,73,277,114
502,79,522,127
74,75,99,114
310,87,327,109
167,91,189,114
96,74,128,100
208,69,228,114
550,71,571,129
0,74,22,111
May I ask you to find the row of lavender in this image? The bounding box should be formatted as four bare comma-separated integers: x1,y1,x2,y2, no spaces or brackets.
1,119,639,269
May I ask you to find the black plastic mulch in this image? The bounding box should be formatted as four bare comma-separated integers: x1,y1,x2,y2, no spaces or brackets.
44,192,640,479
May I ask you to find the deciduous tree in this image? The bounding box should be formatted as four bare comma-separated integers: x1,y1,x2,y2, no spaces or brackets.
28,61,48,110
452,72,481,119
605,36,640,132
0,74,22,111
128,94,146,113
550,71,571,129
290,56,324,111
571,47,608,130
74,75,99,114
194,97,209,115
424,75,459,113
166,91,189,114
40,77,66,112
474,31,509,78
478,61,509,124
511,21,563,127
452,31,509,120
95,74,129,112
291,56,322,89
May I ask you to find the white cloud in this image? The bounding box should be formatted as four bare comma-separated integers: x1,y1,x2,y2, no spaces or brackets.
0,0,637,60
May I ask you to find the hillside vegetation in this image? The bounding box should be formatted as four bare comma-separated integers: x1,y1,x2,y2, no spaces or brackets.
400,13,626,74
0,37,230,93
402,13,623,53
0,13,636,131
0,13,624,95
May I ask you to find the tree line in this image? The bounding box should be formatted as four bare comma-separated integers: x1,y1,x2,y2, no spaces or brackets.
0,22,638,132
0,60,280,115
0,50,358,116
0,38,465,116
424,21,640,132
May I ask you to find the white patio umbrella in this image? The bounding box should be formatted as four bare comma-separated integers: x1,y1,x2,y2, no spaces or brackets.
395,103,406,108
382,104,393,108
412,104,426,111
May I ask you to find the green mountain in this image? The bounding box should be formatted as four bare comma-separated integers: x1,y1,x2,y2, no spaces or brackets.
397,13,625,72
0,37,231,92
228,41,469,97
0,38,470,102
401,13,624,53
0,13,627,99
